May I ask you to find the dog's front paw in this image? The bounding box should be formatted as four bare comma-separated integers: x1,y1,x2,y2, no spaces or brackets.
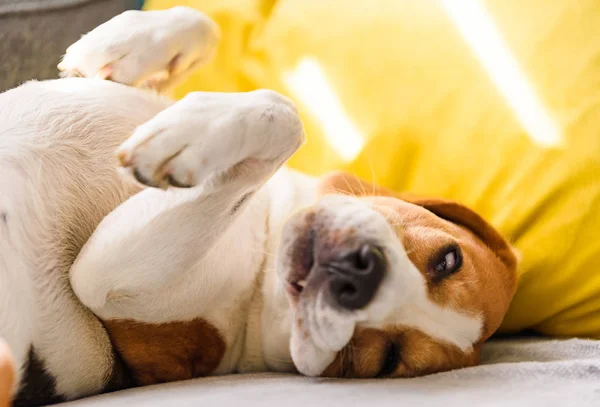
58,7,219,91
116,90,304,189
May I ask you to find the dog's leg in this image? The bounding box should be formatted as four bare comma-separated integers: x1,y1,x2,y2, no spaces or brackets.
58,6,219,93
70,89,304,317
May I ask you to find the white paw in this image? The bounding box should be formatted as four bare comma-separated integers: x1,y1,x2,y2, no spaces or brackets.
116,90,304,189
58,7,219,90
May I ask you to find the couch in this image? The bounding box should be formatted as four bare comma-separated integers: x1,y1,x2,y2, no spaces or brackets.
62,338,600,407
0,0,138,91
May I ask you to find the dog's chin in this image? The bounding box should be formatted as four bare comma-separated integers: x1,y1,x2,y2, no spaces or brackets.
288,289,358,376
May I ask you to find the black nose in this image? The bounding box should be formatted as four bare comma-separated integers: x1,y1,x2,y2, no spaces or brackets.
327,244,386,310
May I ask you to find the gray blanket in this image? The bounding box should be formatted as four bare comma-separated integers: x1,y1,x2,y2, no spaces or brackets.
63,338,600,407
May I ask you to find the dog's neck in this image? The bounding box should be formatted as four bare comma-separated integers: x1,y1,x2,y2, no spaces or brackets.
236,169,318,374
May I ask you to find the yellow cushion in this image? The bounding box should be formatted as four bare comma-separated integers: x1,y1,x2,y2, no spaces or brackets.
145,0,600,338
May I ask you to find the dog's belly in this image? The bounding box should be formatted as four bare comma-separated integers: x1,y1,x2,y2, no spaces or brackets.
0,79,172,403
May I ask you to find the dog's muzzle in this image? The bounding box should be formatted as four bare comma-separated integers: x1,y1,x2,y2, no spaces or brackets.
278,195,401,376
281,198,388,312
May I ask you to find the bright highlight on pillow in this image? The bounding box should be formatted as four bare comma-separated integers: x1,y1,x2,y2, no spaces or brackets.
441,0,561,148
284,58,364,161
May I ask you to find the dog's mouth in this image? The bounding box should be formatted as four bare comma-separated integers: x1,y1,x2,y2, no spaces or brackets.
284,224,316,299
276,196,403,376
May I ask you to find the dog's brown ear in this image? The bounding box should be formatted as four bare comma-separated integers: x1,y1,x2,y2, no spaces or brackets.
317,171,519,271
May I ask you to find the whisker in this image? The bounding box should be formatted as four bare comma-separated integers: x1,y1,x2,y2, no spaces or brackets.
352,172,369,197
340,174,359,198
263,355,295,364
368,157,378,197
249,249,277,258
327,187,356,197
404,247,415,256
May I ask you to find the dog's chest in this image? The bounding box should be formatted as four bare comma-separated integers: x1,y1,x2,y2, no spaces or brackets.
96,170,316,385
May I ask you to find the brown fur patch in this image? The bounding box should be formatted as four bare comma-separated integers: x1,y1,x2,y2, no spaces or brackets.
322,327,480,378
103,318,225,386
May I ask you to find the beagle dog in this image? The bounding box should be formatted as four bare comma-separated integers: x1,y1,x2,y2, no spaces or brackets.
0,7,518,406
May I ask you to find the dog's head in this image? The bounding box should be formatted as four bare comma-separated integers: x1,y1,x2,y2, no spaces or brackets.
277,171,518,378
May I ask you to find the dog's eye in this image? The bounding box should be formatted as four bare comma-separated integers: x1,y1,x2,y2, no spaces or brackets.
431,245,463,278
377,342,400,377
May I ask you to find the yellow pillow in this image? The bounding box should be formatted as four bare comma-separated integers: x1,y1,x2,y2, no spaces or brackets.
145,0,600,338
